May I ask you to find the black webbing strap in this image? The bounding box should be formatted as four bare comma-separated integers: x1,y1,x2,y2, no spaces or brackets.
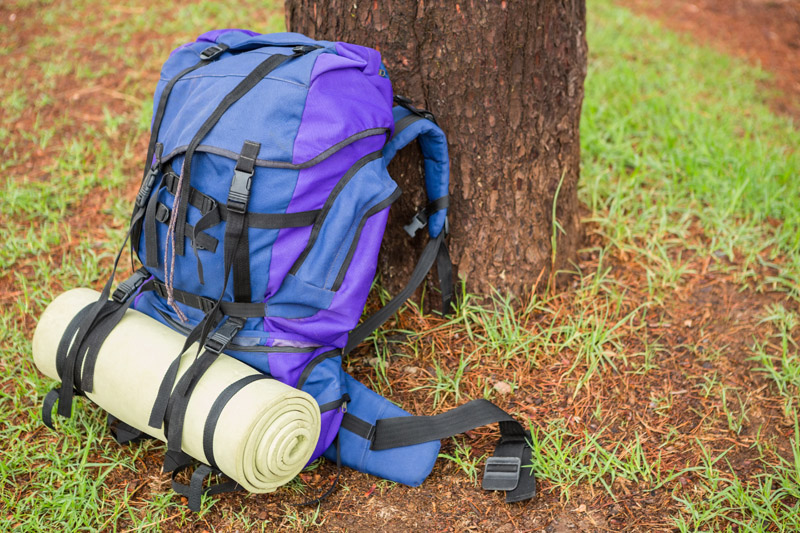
343,232,445,355
173,51,301,257
295,434,341,507
171,463,243,512
78,297,136,392
229,141,260,302
163,174,321,229
202,374,270,469
107,414,150,445
42,388,61,430
132,143,163,263
45,269,150,429
152,316,244,472
54,213,145,421
340,412,375,441
394,95,438,124
46,272,147,428
158,320,244,472
371,399,520,449
345,399,536,503
146,306,223,430
436,238,454,315
132,43,228,260
163,349,219,454
150,280,266,317
54,303,94,378
78,269,152,393
155,203,219,252
163,171,217,215
143,172,167,268
192,210,222,286
392,113,423,139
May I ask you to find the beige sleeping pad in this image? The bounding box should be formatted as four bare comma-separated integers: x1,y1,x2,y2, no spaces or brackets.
32,288,321,493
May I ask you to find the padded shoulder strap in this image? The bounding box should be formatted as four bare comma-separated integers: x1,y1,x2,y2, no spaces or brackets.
341,398,536,503
383,99,450,238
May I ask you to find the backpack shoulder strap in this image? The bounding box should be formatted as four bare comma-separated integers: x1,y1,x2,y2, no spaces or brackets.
383,96,450,239
344,98,454,356
338,392,536,503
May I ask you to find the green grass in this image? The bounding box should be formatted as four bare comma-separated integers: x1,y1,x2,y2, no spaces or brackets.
582,2,800,299
750,304,800,418
672,434,800,532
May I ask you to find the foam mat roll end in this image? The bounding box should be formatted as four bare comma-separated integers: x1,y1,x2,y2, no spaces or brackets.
33,288,321,493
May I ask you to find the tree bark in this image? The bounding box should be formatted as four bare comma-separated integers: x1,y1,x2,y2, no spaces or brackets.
286,1,587,298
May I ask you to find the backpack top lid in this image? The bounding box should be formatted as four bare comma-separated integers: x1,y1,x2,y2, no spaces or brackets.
156,29,395,169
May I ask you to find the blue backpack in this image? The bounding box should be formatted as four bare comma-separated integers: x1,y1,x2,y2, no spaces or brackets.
43,29,536,510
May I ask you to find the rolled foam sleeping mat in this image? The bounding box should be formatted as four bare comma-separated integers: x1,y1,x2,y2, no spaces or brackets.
32,288,321,493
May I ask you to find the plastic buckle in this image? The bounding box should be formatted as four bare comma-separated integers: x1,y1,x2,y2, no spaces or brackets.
292,44,320,55
393,95,438,125
200,195,217,214
154,281,168,299
419,110,437,124
204,317,246,354
112,269,150,303
482,456,521,492
227,168,253,214
199,43,229,61
135,169,157,208
199,297,216,314
403,211,428,237
163,171,177,193
154,204,170,224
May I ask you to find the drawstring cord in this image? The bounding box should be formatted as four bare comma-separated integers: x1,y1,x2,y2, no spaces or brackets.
164,161,188,322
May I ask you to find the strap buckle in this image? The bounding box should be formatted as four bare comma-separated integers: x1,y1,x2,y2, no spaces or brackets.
227,168,252,214
163,171,177,194
204,317,246,354
403,211,428,237
135,168,157,208
153,280,168,300
228,141,260,214
482,456,521,492
136,142,163,208
155,203,170,224
393,95,438,125
112,269,150,303
199,43,229,61
200,195,217,214
198,296,215,314
292,44,321,55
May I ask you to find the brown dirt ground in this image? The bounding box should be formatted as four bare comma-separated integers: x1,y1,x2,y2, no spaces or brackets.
2,2,799,532
617,0,800,122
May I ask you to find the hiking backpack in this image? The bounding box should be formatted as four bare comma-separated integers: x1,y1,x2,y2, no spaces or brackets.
41,29,536,509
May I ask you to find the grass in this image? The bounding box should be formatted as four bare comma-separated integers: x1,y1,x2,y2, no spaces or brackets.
582,3,800,300
750,304,800,418
1,0,799,530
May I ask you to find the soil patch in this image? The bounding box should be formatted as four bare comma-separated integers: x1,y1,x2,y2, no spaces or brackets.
617,0,800,122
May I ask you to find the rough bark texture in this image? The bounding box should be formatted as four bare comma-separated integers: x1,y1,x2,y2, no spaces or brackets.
286,1,587,298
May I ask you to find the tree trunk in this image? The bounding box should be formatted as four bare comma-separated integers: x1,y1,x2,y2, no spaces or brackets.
286,1,587,298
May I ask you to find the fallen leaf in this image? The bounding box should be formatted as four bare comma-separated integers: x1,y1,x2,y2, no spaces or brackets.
493,381,512,395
